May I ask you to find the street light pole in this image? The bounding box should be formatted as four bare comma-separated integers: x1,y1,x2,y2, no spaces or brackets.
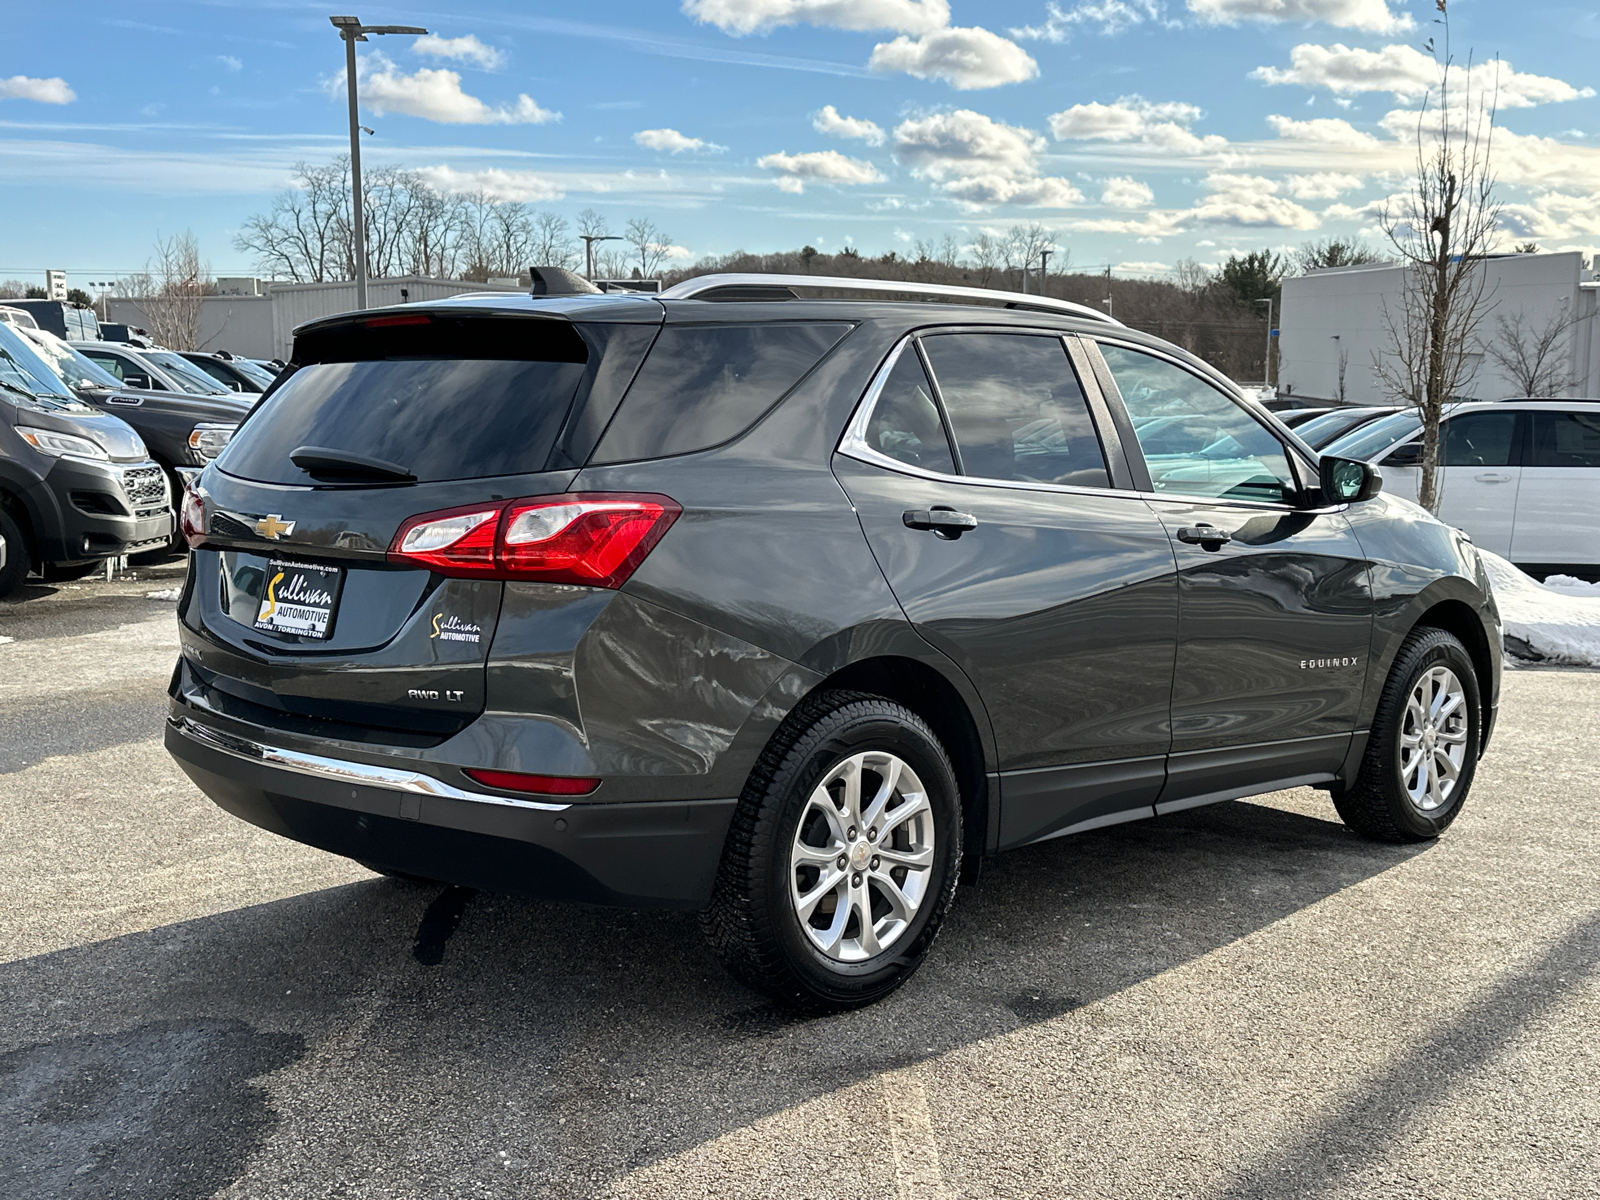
1038,249,1051,296
1255,297,1275,389
330,16,428,311
580,234,623,282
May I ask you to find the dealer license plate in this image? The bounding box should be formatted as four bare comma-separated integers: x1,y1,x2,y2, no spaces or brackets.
254,559,344,639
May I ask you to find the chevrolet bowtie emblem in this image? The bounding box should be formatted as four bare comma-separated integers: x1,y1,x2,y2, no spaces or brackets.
255,514,295,540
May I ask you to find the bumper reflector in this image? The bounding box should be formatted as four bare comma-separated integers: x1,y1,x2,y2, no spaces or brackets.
463,768,600,796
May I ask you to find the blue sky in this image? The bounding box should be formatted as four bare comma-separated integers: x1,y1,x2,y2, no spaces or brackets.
2,0,1597,289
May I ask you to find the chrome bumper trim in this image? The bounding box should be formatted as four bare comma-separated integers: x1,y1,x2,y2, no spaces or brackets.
168,715,572,812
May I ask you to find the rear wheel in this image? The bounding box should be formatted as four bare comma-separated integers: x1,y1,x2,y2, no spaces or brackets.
1333,627,1481,842
0,510,32,598
701,690,962,1012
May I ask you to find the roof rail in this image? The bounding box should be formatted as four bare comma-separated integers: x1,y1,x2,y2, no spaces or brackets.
656,273,1124,326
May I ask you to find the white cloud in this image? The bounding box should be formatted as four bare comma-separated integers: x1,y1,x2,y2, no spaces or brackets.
1048,96,1226,154
218,55,242,72
660,243,697,261
1191,173,1320,229
1061,210,1189,238
1190,0,1412,34
1011,1,1167,41
813,104,886,146
1101,175,1155,208
0,76,75,104
413,34,507,71
346,55,559,125
1115,259,1172,276
681,0,950,35
870,26,1038,89
1283,170,1362,199
414,165,565,202
633,127,726,153
1265,113,1380,147
757,149,885,193
1253,44,1595,109
893,108,1083,207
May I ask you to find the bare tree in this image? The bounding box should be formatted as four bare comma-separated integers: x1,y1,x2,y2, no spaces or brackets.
1174,258,1211,294
530,212,578,270
1336,342,1350,404
1296,237,1382,273
577,208,609,239
234,159,351,282
1372,1,1503,512
1483,308,1576,396
623,217,673,278
1006,223,1056,292
969,233,1001,287
123,231,211,349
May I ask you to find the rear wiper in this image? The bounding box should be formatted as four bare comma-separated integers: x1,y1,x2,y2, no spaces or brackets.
289,445,416,483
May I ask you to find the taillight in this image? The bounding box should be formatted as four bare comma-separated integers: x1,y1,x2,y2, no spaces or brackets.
463,768,599,796
180,483,206,548
388,493,680,588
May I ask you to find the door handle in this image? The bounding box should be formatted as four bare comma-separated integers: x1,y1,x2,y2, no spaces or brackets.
1176,524,1233,550
903,507,978,539
1474,473,1511,483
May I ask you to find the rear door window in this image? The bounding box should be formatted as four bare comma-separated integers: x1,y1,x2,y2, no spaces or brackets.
920,333,1110,488
1527,411,1600,467
1442,412,1518,466
592,323,851,463
217,318,590,485
863,348,957,475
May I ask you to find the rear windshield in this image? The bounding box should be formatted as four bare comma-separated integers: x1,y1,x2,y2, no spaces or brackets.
219,358,587,484
591,322,852,464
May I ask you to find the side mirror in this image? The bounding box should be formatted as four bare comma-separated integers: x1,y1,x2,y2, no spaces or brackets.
1382,440,1424,467
227,381,243,391
123,373,152,390
1319,455,1383,504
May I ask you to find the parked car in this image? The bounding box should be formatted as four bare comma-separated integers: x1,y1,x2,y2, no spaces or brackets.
4,298,100,341
166,274,1500,1011
16,327,245,559
0,322,174,596
97,323,157,348
1273,406,1336,428
70,341,235,397
1291,405,1404,450
0,305,40,330
1321,399,1600,580
179,351,278,394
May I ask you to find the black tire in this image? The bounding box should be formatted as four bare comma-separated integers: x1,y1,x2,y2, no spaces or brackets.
0,510,32,599
701,689,963,1013
39,560,103,582
1333,627,1481,843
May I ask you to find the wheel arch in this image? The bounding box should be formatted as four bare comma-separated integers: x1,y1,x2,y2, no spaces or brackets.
1411,596,1496,748
809,654,996,869
0,482,40,566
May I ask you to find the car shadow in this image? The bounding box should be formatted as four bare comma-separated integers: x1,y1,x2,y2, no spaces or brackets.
0,796,1429,1199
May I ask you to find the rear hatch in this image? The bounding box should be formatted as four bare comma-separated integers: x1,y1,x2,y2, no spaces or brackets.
180,308,641,741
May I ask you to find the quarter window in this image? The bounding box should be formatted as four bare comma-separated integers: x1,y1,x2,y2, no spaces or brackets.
863,348,957,475
1099,343,1297,504
1527,411,1600,468
1441,412,1517,467
919,333,1110,488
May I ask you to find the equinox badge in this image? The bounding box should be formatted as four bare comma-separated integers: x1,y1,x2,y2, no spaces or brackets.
254,514,295,540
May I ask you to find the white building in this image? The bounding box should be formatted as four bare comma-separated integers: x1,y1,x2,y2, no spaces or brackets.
1278,251,1600,406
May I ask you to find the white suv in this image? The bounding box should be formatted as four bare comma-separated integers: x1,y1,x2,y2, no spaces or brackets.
1321,400,1600,578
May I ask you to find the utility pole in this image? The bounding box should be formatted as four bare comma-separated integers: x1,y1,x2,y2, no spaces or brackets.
581,234,623,282
1038,249,1051,296
1102,264,1113,319
1255,297,1275,389
330,16,428,311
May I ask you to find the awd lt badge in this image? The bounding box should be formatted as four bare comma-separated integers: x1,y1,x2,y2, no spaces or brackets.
255,514,295,540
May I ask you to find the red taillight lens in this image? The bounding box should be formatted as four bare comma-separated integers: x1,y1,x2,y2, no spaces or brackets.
388,493,679,588
180,483,206,548
463,768,599,796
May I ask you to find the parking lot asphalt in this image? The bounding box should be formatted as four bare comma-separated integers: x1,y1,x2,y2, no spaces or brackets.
2,570,1597,1200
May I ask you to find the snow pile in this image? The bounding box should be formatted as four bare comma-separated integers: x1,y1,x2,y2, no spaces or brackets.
1480,551,1600,667
145,588,182,601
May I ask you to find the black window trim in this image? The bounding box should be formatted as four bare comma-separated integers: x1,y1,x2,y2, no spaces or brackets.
1085,335,1321,513
836,328,1141,500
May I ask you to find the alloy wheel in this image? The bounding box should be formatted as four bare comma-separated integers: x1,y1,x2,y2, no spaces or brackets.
1399,664,1469,813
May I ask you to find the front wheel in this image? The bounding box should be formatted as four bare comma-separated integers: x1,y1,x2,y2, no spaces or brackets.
701,690,963,1013
1333,627,1481,842
0,510,32,598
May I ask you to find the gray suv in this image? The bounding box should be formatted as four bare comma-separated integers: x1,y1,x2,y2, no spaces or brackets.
166,275,1500,1011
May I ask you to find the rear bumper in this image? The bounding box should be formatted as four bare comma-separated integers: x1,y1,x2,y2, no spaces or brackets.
165,708,736,909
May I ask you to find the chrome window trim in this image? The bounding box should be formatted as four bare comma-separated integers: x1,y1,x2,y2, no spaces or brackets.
169,715,573,812
838,332,1302,509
